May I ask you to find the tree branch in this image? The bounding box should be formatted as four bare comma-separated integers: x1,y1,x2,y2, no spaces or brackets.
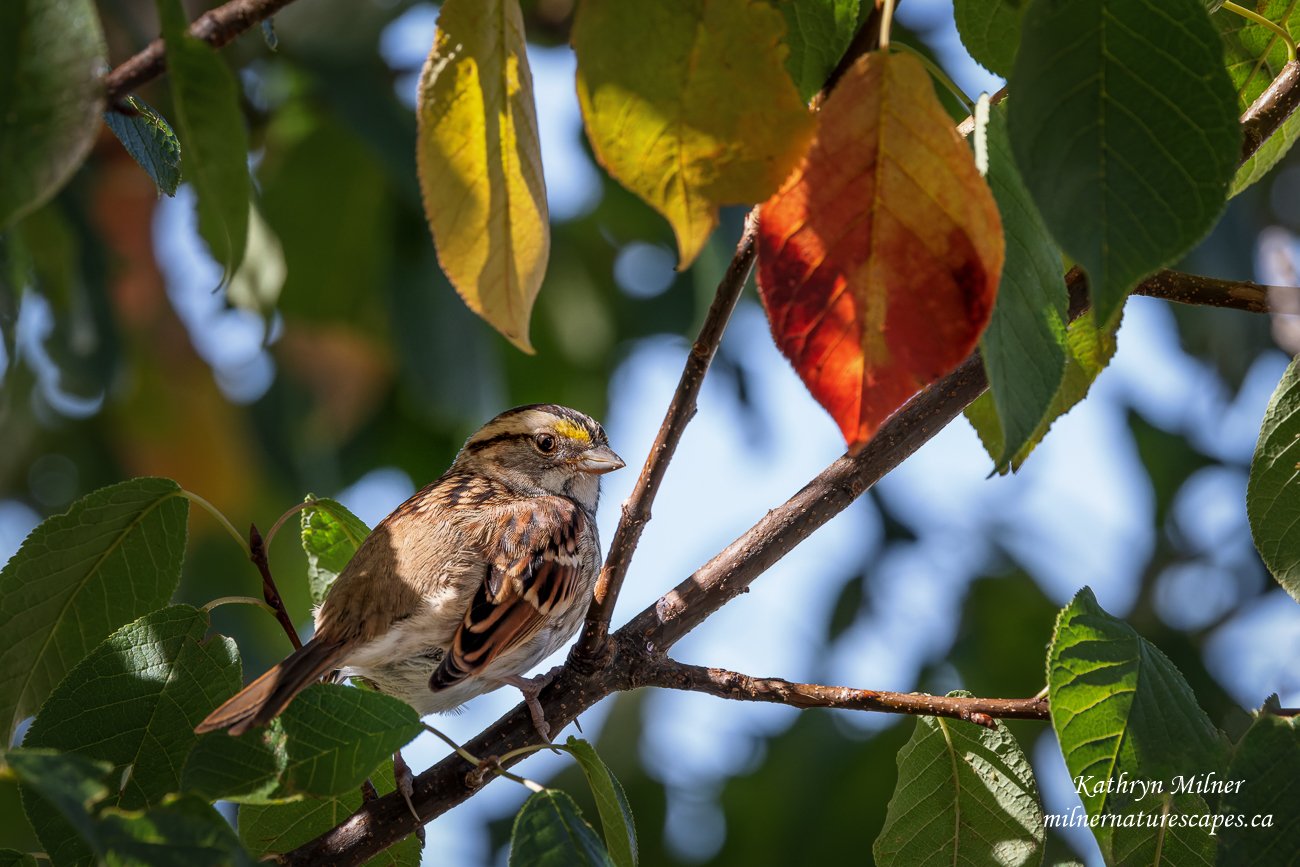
281,45,1300,867
631,658,1049,727
573,212,758,665
248,523,303,651
103,0,299,105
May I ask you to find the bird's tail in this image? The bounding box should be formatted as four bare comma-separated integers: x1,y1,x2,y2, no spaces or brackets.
196,638,348,736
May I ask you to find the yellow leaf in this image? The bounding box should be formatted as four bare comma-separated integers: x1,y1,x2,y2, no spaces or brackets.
574,0,814,268
417,0,548,353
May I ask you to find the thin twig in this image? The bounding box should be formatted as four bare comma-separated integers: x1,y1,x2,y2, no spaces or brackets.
572,212,758,665
281,42,1300,867
249,523,303,651
103,0,299,105
633,658,1050,728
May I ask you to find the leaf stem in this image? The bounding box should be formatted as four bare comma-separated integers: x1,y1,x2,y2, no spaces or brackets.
202,595,278,614
879,0,896,50
893,43,974,113
420,724,546,792
181,489,246,552
1223,1,1296,63
264,499,314,550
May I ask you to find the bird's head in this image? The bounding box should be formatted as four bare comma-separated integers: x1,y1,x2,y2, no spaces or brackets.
456,404,624,512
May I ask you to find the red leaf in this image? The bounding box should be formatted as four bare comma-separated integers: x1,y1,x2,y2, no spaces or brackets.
758,52,1003,449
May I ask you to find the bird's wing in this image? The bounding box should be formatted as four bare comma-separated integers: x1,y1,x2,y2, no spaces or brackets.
431,496,588,690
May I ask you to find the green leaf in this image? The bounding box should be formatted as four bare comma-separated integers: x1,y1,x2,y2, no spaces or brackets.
155,0,250,281
510,789,615,867
301,497,370,606
0,850,39,867
968,308,1117,472
1219,709,1299,862
775,0,860,102
103,98,182,197
1247,355,1300,602
23,606,240,807
0,478,189,741
182,726,286,805
1008,0,1241,328
974,106,1068,471
1219,1,1300,195
1048,588,1228,861
872,693,1044,866
953,0,1027,77
0,0,106,229
99,795,255,867
560,738,637,867
5,749,112,859
238,760,421,866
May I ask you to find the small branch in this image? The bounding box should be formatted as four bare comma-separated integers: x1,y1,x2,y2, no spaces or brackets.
1133,270,1284,314
249,523,303,651
633,658,1050,728
103,0,299,105
1240,60,1300,163
573,212,758,665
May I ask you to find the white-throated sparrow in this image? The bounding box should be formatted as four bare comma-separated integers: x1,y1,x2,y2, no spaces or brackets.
197,404,624,740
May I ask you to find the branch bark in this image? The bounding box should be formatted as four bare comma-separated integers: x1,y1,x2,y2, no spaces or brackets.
632,659,1050,727
103,0,298,105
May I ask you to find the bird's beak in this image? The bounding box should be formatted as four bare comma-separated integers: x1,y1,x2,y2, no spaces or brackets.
576,444,625,474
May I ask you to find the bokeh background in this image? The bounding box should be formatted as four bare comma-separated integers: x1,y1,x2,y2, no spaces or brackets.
2,1,1299,864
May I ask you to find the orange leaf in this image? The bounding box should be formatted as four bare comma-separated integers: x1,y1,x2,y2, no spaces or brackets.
757,52,1003,450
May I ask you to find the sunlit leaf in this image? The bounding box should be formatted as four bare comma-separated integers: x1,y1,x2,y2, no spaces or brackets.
300,497,370,606
103,97,182,198
0,0,106,229
1008,0,1241,328
1247,355,1300,602
560,738,637,867
98,796,255,867
757,51,1003,449
155,0,250,281
1219,1,1300,194
510,789,614,867
873,694,1044,866
0,478,188,740
575,0,814,268
1048,588,1227,861
417,0,548,353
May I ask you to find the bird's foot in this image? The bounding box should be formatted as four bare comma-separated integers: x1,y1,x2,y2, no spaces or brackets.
501,667,561,742
393,750,425,846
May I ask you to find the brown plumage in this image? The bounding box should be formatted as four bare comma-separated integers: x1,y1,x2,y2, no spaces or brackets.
196,405,623,738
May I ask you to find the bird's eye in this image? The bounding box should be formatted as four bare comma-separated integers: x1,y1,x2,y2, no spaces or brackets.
534,433,557,454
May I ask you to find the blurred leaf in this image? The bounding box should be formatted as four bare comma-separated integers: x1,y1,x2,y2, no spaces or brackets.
825,572,866,643
775,0,860,102
1008,0,1241,328
237,760,419,865
953,0,1025,77
559,738,637,867
98,795,255,867
155,0,250,281
1048,588,1227,861
185,683,421,800
1218,709,1299,862
1219,1,1300,194
967,309,1118,472
873,696,1044,866
575,0,814,267
6,749,111,858
417,0,549,353
1247,355,1300,602
103,98,182,197
0,477,188,740
22,606,239,862
0,0,106,229
301,497,370,606
952,571,1057,699
510,789,614,867
225,205,286,318
975,106,1067,471
1128,411,1212,530
758,52,1001,449
0,850,38,867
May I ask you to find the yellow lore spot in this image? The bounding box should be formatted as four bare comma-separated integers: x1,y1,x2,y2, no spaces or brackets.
553,419,591,444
